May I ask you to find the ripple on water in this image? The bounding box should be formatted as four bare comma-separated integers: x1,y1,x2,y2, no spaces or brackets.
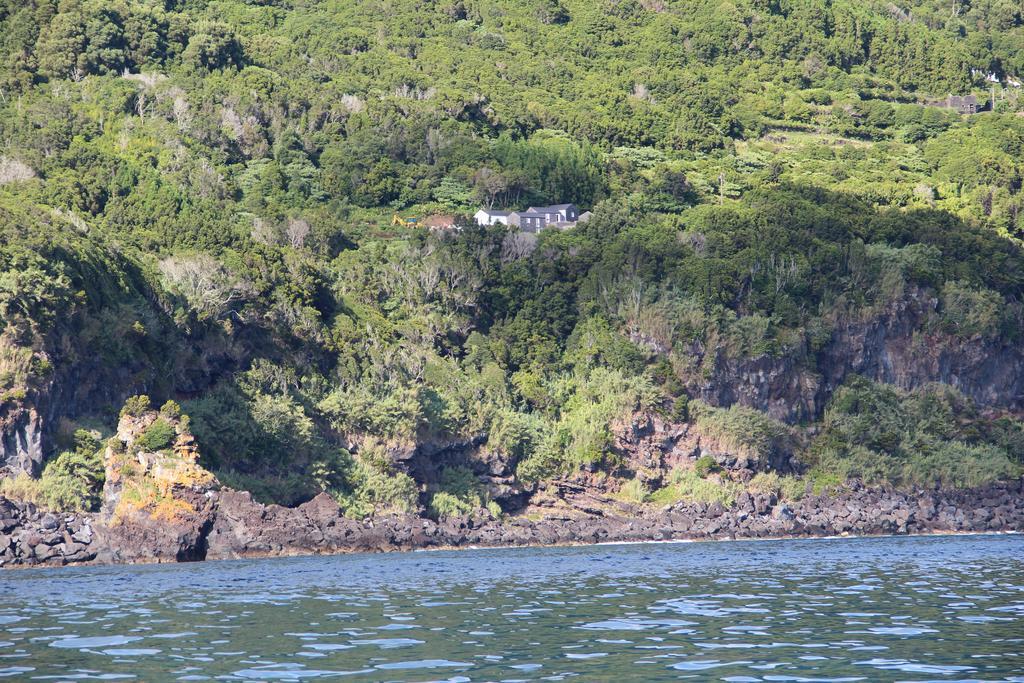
855,658,975,674
861,626,938,636
3,535,1022,682
32,674,136,680
50,636,142,650
671,658,753,670
578,618,695,631
374,659,473,670
232,665,373,679
348,638,424,648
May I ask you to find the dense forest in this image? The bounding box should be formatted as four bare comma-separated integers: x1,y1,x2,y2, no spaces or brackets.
1,0,1023,518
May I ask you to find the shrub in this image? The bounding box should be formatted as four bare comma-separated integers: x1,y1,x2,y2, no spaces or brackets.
749,471,807,501
335,456,419,519
427,466,492,519
515,430,564,484
309,449,353,494
986,417,1024,465
486,410,545,466
670,395,689,422
120,395,151,418
694,454,719,478
690,401,791,470
0,474,42,507
136,418,176,452
159,400,182,419
1,388,27,404
810,377,1020,488
940,281,1003,339
903,441,1016,489
515,367,658,481
429,491,472,518
319,384,422,443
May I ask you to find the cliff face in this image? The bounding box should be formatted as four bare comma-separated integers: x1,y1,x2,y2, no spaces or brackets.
690,288,1024,423
0,312,241,476
2,286,1021,482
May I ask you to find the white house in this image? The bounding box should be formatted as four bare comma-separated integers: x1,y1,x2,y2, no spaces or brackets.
474,209,511,226
476,203,586,232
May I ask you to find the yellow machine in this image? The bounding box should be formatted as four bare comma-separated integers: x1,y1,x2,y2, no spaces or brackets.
391,213,418,227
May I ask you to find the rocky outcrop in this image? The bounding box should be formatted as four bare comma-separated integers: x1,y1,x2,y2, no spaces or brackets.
0,404,43,476
3,479,1021,567
92,488,217,564
606,412,794,487
0,498,98,565
689,288,1024,423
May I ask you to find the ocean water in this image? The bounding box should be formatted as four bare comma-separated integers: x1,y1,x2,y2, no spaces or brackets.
0,534,1022,681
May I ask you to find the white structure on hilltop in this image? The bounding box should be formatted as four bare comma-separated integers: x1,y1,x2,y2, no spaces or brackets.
474,209,511,226
476,203,587,232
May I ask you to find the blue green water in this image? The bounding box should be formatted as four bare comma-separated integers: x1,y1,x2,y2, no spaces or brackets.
1,534,1022,681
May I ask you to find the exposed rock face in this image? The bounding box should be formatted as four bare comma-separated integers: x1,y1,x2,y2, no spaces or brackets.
2,479,1022,567
606,413,792,486
405,435,530,508
690,288,1024,422
92,489,217,564
0,405,43,476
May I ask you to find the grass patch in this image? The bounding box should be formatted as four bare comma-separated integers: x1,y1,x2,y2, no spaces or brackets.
648,467,743,507
748,472,807,501
614,478,649,504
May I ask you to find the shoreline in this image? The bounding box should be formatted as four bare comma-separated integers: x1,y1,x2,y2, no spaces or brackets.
2,479,1022,568
6,528,1022,573
436,527,1024,553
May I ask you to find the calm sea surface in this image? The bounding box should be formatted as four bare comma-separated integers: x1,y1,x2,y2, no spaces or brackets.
1,534,1022,681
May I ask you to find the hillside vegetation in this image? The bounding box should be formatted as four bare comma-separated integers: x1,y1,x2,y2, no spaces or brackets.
1,0,1022,516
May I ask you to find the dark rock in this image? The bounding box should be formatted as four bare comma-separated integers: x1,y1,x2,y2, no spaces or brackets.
2,478,1023,568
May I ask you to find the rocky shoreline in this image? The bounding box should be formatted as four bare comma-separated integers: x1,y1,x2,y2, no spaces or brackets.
2,478,1022,568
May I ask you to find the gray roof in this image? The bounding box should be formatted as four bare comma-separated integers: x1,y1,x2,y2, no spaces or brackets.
527,204,575,213
479,209,511,216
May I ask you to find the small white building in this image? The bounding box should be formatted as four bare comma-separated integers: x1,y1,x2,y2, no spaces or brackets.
476,203,587,232
474,209,511,226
